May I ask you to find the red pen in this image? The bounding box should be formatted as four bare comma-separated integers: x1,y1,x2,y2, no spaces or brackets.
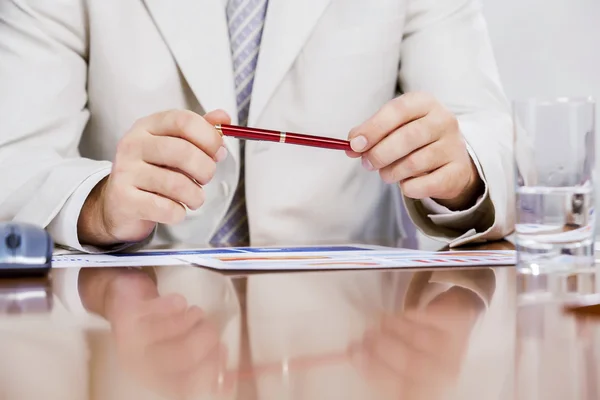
215,124,352,151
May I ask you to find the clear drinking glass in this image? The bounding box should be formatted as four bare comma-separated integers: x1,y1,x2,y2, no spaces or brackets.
514,97,596,274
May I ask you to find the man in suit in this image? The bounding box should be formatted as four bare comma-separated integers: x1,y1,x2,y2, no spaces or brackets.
0,0,513,253
1,0,514,322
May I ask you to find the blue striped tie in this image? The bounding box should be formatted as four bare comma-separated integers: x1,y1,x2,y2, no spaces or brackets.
210,0,268,247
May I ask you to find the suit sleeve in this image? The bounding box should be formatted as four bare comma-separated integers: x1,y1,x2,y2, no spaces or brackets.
399,0,515,247
0,1,114,312
0,0,111,231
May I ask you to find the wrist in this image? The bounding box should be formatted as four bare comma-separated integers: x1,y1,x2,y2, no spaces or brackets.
78,176,116,246
435,160,483,211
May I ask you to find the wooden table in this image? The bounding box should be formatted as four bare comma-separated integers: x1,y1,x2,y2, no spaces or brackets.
0,240,597,400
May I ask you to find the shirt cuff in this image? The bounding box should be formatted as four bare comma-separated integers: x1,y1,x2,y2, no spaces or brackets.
47,168,153,315
47,167,154,254
47,168,112,252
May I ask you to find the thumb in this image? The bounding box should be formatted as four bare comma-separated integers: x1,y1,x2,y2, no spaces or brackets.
204,109,232,126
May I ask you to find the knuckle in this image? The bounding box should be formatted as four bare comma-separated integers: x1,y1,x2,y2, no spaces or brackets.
166,174,189,195
116,136,139,157
132,115,151,130
391,95,409,113
166,203,186,224
373,102,398,130
150,195,168,214
400,180,420,199
447,111,460,133
403,153,421,173
169,139,192,165
368,148,386,169
379,168,396,184
173,110,198,135
111,158,129,176
434,174,450,197
383,99,401,117
420,121,435,144
404,123,423,146
197,159,217,184
151,196,182,223
433,107,454,133
151,137,171,162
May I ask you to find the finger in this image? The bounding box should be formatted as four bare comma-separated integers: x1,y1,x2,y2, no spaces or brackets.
377,140,450,183
345,150,362,159
134,162,206,210
363,119,448,171
141,306,205,344
149,320,222,374
203,109,232,126
130,188,187,225
347,92,437,153
137,109,225,160
142,135,218,185
400,162,465,200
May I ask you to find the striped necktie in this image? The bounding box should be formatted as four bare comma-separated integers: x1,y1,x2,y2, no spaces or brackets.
210,0,268,247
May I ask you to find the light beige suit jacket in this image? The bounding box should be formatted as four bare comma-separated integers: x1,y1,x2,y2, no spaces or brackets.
0,0,514,254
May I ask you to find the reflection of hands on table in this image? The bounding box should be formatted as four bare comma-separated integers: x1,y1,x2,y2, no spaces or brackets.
80,268,232,398
349,286,485,400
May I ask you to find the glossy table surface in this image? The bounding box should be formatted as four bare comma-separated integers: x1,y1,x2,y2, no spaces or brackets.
1,240,599,400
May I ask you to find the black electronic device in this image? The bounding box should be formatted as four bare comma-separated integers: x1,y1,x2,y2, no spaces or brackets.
0,222,52,277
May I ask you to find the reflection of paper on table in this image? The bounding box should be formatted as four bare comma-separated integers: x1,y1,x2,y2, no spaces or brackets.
51,245,516,270
179,249,515,270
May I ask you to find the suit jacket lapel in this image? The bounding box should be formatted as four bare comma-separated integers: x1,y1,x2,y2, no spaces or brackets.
248,0,332,126
143,0,241,158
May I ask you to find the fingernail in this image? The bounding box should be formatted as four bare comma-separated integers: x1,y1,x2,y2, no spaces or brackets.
215,146,228,162
350,135,368,152
361,157,374,171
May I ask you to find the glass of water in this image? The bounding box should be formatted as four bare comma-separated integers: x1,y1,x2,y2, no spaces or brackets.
514,97,596,274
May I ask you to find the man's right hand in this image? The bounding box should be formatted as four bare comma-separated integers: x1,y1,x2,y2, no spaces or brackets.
78,109,231,246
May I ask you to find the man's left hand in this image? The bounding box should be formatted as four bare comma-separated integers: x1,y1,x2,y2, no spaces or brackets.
347,92,483,210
